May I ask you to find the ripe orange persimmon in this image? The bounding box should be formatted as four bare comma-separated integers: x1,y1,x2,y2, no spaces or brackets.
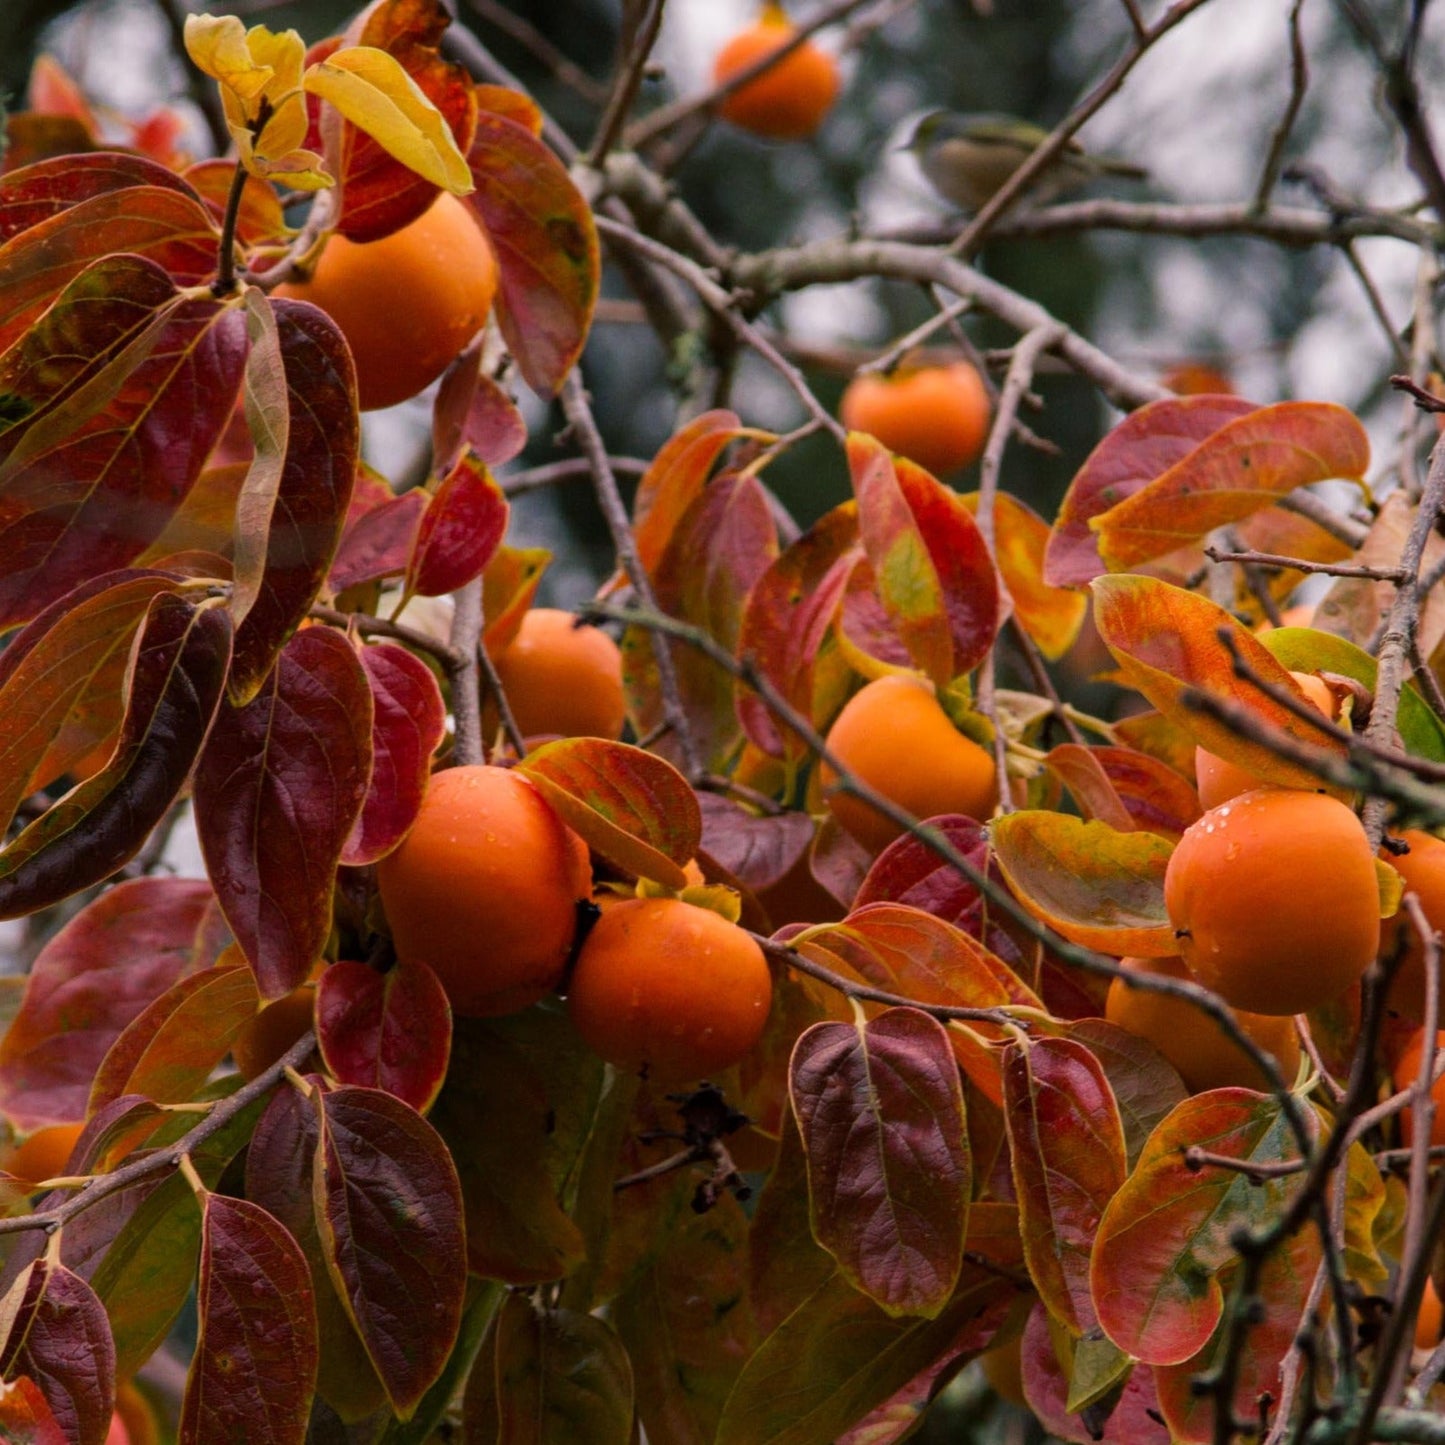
713,4,839,141
840,362,991,477
273,191,498,411
377,765,592,1017
567,897,772,1081
3,1121,85,1189
1380,830,1445,1021
1105,954,1301,1093
820,674,998,854
1164,789,1380,1016
1393,1028,1445,1148
1193,671,1339,809
493,608,626,741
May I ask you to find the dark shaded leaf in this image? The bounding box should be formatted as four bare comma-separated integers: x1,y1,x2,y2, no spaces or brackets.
7,1266,114,1445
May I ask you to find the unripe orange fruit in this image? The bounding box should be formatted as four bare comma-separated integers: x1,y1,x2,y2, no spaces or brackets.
1164,789,1380,1016
1379,830,1445,1021
840,362,991,477
713,5,840,141
567,898,772,1082
1193,671,1338,809
3,1121,85,1189
493,609,626,741
1393,1028,1445,1148
377,765,592,1017
273,192,498,411
821,674,998,854
1105,954,1300,1093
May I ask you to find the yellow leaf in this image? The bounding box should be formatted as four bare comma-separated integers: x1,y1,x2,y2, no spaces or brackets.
183,15,275,104
304,46,474,195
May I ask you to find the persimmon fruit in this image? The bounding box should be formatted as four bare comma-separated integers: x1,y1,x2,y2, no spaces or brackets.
4,1121,85,1189
1392,1028,1445,1148
1379,829,1445,1020
377,765,592,1017
839,361,991,476
1193,670,1339,809
493,608,626,741
821,673,998,853
1164,789,1380,1016
713,4,840,141
273,191,498,411
566,897,773,1081
1105,954,1301,1093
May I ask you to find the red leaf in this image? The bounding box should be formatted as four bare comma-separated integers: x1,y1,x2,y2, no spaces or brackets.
327,472,428,593
1091,402,1370,571
697,792,814,892
0,596,232,921
7,1266,114,1445
180,1194,317,1445
313,1084,466,1417
343,641,446,866
1045,743,1202,842
228,296,359,703
88,963,259,1114
0,292,248,629
0,878,217,1127
517,737,700,889
1003,1037,1126,1334
431,356,527,474
0,151,199,246
0,1375,68,1444
0,570,179,822
790,1008,970,1317
404,449,508,599
183,159,291,248
464,110,598,394
315,959,452,1113
194,627,373,998
1045,395,1258,586
736,500,857,759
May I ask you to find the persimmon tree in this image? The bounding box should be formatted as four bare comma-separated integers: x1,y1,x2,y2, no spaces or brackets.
3,2,1445,1444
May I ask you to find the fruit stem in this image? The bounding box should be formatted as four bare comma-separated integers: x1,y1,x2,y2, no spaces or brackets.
212,149,251,298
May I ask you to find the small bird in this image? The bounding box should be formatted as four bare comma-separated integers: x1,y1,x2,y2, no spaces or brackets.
903,110,1147,213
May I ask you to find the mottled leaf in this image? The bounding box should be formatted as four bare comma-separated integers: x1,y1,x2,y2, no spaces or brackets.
989,810,1176,956
0,150,199,246
229,296,358,702
849,436,999,687
404,448,508,599
1091,403,1369,571
1045,743,1202,842
194,626,373,998
464,109,598,394
1045,396,1257,586
343,641,446,865
0,596,232,921
88,962,259,1113
1062,1019,1188,1169
0,877,218,1127
1092,574,1351,789
790,1008,970,1318
315,958,451,1113
517,737,699,889
1003,1037,1126,1334
1091,1091,1316,1364
314,1084,466,1417
180,1193,318,1445
431,354,526,475
465,1292,634,1443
